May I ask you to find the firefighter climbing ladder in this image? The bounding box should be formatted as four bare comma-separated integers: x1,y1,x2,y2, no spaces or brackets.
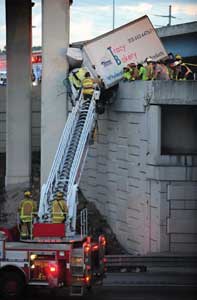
38,91,97,235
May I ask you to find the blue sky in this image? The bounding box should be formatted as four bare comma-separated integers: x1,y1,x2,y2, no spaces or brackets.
0,0,197,49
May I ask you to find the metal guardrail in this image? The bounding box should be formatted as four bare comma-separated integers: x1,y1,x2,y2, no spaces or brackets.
105,254,197,270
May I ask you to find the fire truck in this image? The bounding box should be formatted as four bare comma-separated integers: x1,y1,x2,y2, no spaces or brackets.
0,232,106,297
0,84,106,298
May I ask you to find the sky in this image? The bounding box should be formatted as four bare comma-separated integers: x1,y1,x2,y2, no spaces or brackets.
0,0,197,49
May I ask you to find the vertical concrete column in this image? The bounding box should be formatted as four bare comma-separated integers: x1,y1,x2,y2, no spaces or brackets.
5,0,32,188
41,0,70,185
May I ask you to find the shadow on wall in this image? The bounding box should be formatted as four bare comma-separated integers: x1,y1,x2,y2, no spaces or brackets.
77,189,127,255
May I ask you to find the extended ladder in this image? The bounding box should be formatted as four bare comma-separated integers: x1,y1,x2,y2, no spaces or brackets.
38,91,97,235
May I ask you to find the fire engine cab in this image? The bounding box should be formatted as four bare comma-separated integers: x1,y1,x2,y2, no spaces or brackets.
0,76,106,298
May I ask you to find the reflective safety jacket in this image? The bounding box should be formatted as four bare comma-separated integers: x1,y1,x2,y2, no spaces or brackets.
82,78,94,95
19,199,37,223
20,223,29,238
139,66,148,80
75,68,86,82
123,71,131,81
68,73,81,90
52,199,68,223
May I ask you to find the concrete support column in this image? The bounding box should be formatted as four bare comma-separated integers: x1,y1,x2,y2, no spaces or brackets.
5,0,32,188
41,0,70,185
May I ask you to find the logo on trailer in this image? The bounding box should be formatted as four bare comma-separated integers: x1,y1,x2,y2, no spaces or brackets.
100,57,112,68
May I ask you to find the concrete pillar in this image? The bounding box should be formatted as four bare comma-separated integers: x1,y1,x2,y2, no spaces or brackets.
5,0,32,188
41,0,70,186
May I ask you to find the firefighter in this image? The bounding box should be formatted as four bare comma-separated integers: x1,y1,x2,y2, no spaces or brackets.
174,54,194,80
19,191,37,239
153,60,170,80
68,71,81,91
169,61,180,80
175,54,182,63
82,72,100,101
137,63,148,80
52,192,68,223
68,67,87,91
128,63,138,80
145,57,154,80
75,67,87,82
122,66,131,81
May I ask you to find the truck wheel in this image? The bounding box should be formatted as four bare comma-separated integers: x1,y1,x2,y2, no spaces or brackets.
0,271,25,299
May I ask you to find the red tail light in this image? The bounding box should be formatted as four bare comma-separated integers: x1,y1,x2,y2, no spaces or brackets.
47,263,58,276
84,275,90,283
92,244,99,251
83,242,91,253
99,236,106,246
50,266,56,272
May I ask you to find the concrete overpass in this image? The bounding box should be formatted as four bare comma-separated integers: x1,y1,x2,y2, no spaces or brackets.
157,21,197,62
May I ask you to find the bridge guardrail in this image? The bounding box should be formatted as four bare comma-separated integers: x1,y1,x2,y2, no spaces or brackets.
105,254,197,271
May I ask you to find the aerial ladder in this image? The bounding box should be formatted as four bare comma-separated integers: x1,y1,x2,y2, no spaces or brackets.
38,83,99,237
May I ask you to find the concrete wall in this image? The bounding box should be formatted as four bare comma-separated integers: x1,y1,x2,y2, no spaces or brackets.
0,86,41,153
81,81,197,254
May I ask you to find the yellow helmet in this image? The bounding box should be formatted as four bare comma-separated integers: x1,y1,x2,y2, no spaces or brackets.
24,191,31,197
57,191,63,198
146,57,153,63
175,54,182,60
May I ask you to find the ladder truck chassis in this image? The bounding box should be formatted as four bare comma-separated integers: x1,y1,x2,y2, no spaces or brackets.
0,232,106,298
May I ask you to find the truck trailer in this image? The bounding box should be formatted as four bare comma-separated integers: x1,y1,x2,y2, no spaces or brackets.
83,15,167,88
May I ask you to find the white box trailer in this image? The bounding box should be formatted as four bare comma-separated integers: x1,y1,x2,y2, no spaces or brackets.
83,15,167,88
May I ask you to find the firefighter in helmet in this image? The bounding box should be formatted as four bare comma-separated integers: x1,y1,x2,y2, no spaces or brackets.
52,192,68,223
19,191,37,239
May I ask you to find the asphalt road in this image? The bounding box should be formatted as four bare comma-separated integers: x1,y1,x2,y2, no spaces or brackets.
22,272,197,300
24,286,196,300
104,272,197,286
